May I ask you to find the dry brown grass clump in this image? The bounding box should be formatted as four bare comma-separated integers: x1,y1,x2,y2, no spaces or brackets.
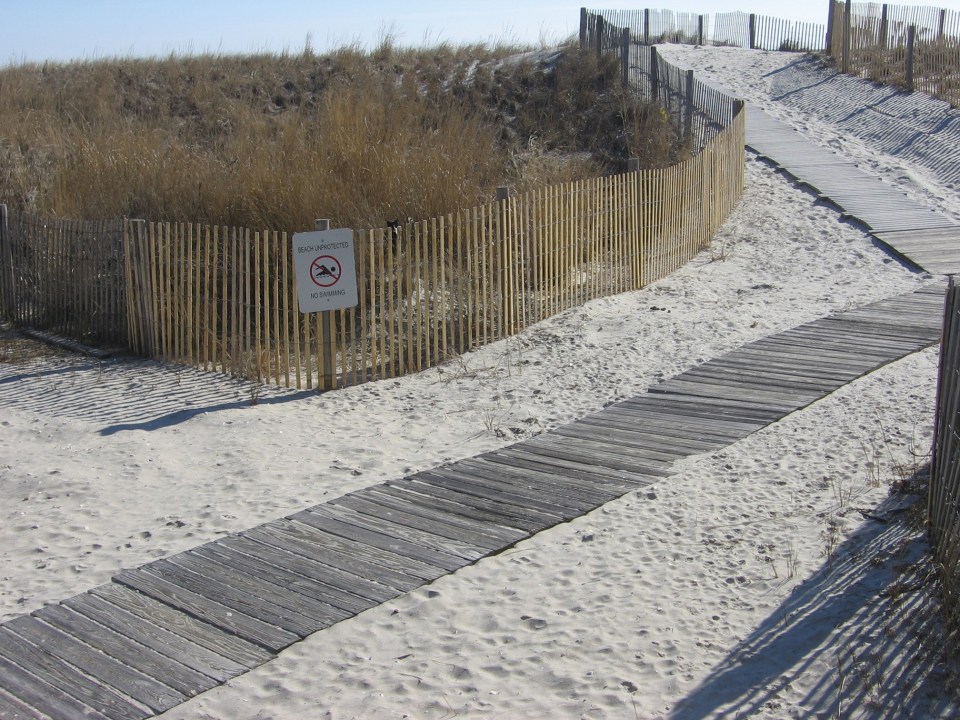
0,40,679,231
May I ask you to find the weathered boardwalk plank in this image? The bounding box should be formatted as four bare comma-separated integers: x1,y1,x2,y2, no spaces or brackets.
330,492,513,551
0,687,52,720
145,557,323,637
31,604,217,699
454,457,626,505
375,481,545,533
0,628,143,720
112,568,299,652
291,506,470,571
305,503,486,561
3,616,184,714
87,583,272,668
747,105,959,275
212,534,394,610
0,284,946,719
409,470,585,520
61,592,251,683
0,651,116,720
185,545,354,623
244,520,427,591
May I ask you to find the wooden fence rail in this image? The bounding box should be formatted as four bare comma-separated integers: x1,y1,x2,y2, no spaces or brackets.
827,1,960,106
0,48,745,393
931,277,960,653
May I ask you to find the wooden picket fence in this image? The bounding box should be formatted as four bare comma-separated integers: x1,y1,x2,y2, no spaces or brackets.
0,207,128,347
827,1,960,106
582,7,827,53
0,40,746,392
930,277,960,653
581,10,745,153
117,115,744,390
0,110,744,391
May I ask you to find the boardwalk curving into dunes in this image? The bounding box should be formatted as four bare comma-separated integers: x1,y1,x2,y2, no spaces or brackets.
746,105,960,275
0,281,946,719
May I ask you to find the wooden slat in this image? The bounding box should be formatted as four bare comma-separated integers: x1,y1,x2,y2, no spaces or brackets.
454,457,625,506
427,465,597,514
62,592,250,684
585,407,758,443
597,403,766,437
336,487,525,547
0,687,51,720
217,534,396,607
113,569,297,653
373,481,539,533
484,444,660,485
402,468,570,527
275,517,446,582
242,521,424,592
291,507,469,572
176,548,350,627
3,617,185,714
303,503,486,562
189,543,355,619
555,418,725,454
0,627,138,720
539,427,689,465
88,583,272,669
32,604,217,698
146,557,320,637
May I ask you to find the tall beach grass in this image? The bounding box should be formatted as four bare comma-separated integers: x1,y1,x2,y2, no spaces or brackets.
0,39,680,231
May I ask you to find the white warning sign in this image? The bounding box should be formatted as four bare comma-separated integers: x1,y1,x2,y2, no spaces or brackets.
292,229,358,313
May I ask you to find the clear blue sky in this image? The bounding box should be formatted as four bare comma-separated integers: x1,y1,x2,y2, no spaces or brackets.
4,1,959,65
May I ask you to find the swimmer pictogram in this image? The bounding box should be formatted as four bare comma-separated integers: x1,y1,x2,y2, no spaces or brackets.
310,255,342,288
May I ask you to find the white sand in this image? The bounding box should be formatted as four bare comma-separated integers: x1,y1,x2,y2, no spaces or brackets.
1,46,956,718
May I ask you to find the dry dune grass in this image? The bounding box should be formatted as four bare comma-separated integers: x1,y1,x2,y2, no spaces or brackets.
0,40,681,232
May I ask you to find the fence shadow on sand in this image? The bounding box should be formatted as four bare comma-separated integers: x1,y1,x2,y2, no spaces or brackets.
670,478,954,719
0,354,311,435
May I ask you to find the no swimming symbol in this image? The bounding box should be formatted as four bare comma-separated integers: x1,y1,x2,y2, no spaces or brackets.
293,228,358,313
310,255,341,288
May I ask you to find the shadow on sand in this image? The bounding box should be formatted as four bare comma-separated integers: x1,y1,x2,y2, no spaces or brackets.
0,354,316,434
670,479,956,719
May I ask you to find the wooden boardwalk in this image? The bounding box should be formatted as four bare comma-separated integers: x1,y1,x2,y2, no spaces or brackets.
746,106,960,275
0,281,947,719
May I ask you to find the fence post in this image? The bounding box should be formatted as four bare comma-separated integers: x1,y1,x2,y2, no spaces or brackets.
684,69,695,143
906,24,916,91
879,4,889,47
644,8,650,45
314,218,336,391
627,157,640,172
842,0,852,73
650,45,660,99
733,98,745,121
621,28,630,86
579,7,588,48
749,14,757,49
698,15,704,46
596,15,604,56
939,8,948,41
0,204,13,322
826,0,835,55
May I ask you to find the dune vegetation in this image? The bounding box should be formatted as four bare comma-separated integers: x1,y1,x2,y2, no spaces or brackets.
0,39,682,231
